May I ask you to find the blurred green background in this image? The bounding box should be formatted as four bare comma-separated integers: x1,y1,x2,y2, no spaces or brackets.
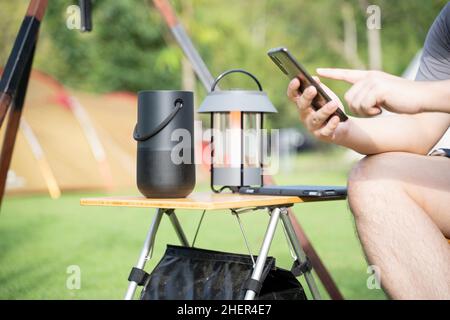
0,0,446,129
0,0,447,300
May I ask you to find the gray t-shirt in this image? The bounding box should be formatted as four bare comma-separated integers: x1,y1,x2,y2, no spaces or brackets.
416,3,450,150
416,3,450,81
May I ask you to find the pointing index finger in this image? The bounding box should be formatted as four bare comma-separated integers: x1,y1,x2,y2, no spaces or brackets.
316,68,369,84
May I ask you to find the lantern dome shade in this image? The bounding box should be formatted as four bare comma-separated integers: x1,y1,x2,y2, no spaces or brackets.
198,90,277,113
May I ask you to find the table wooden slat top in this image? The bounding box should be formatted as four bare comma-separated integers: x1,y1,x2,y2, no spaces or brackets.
80,192,305,210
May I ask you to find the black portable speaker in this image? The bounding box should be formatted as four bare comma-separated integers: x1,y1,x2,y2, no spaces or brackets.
134,90,195,198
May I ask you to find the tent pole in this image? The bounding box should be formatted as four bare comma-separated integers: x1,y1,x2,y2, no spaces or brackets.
0,1,96,203
0,45,36,206
0,0,48,206
0,93,12,128
152,0,215,90
67,96,114,190
0,0,47,127
20,118,61,199
152,0,344,300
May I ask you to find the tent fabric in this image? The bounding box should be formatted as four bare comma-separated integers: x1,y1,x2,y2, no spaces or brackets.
3,69,139,196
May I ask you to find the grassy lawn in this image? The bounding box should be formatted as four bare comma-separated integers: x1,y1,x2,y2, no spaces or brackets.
0,151,386,299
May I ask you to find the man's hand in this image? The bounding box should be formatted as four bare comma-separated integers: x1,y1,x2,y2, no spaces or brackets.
287,77,347,143
286,75,450,155
316,68,425,116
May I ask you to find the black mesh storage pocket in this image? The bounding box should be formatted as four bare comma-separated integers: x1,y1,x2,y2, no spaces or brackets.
140,245,306,300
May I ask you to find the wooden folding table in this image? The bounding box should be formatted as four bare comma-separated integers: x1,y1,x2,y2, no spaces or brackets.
81,192,345,300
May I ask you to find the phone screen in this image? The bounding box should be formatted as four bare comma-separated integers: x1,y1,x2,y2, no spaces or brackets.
268,47,348,122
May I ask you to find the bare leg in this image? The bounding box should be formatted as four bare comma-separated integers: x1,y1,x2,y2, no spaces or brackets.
348,152,450,299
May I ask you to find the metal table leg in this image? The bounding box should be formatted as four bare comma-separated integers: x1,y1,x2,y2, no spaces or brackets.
280,208,322,300
244,207,281,300
124,208,164,300
166,209,190,246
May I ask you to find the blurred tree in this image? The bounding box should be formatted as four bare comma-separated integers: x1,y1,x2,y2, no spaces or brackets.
0,0,447,129
174,0,447,128
36,0,182,92
0,1,28,63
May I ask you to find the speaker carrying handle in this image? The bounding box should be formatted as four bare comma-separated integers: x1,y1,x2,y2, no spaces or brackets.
133,99,183,142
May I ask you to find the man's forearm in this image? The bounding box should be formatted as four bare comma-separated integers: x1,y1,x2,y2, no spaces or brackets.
333,113,449,155
420,80,450,113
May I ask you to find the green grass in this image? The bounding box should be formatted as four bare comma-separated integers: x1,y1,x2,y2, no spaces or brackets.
0,151,386,300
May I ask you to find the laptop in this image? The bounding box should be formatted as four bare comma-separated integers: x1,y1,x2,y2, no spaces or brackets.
238,185,347,199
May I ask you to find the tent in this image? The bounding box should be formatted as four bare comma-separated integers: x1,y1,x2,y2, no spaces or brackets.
2,69,138,197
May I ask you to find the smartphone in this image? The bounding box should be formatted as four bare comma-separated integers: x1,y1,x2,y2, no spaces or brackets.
268,47,348,122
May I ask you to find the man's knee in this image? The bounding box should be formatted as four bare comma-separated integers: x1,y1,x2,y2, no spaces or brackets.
347,155,373,218
347,153,405,218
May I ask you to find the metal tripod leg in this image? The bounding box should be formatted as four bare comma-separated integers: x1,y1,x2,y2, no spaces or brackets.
166,209,190,246
124,208,164,300
244,207,281,300
279,209,322,300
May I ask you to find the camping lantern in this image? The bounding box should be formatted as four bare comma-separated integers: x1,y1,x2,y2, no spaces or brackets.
198,69,277,192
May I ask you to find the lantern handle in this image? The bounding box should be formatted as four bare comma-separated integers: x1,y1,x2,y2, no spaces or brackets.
210,69,263,92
